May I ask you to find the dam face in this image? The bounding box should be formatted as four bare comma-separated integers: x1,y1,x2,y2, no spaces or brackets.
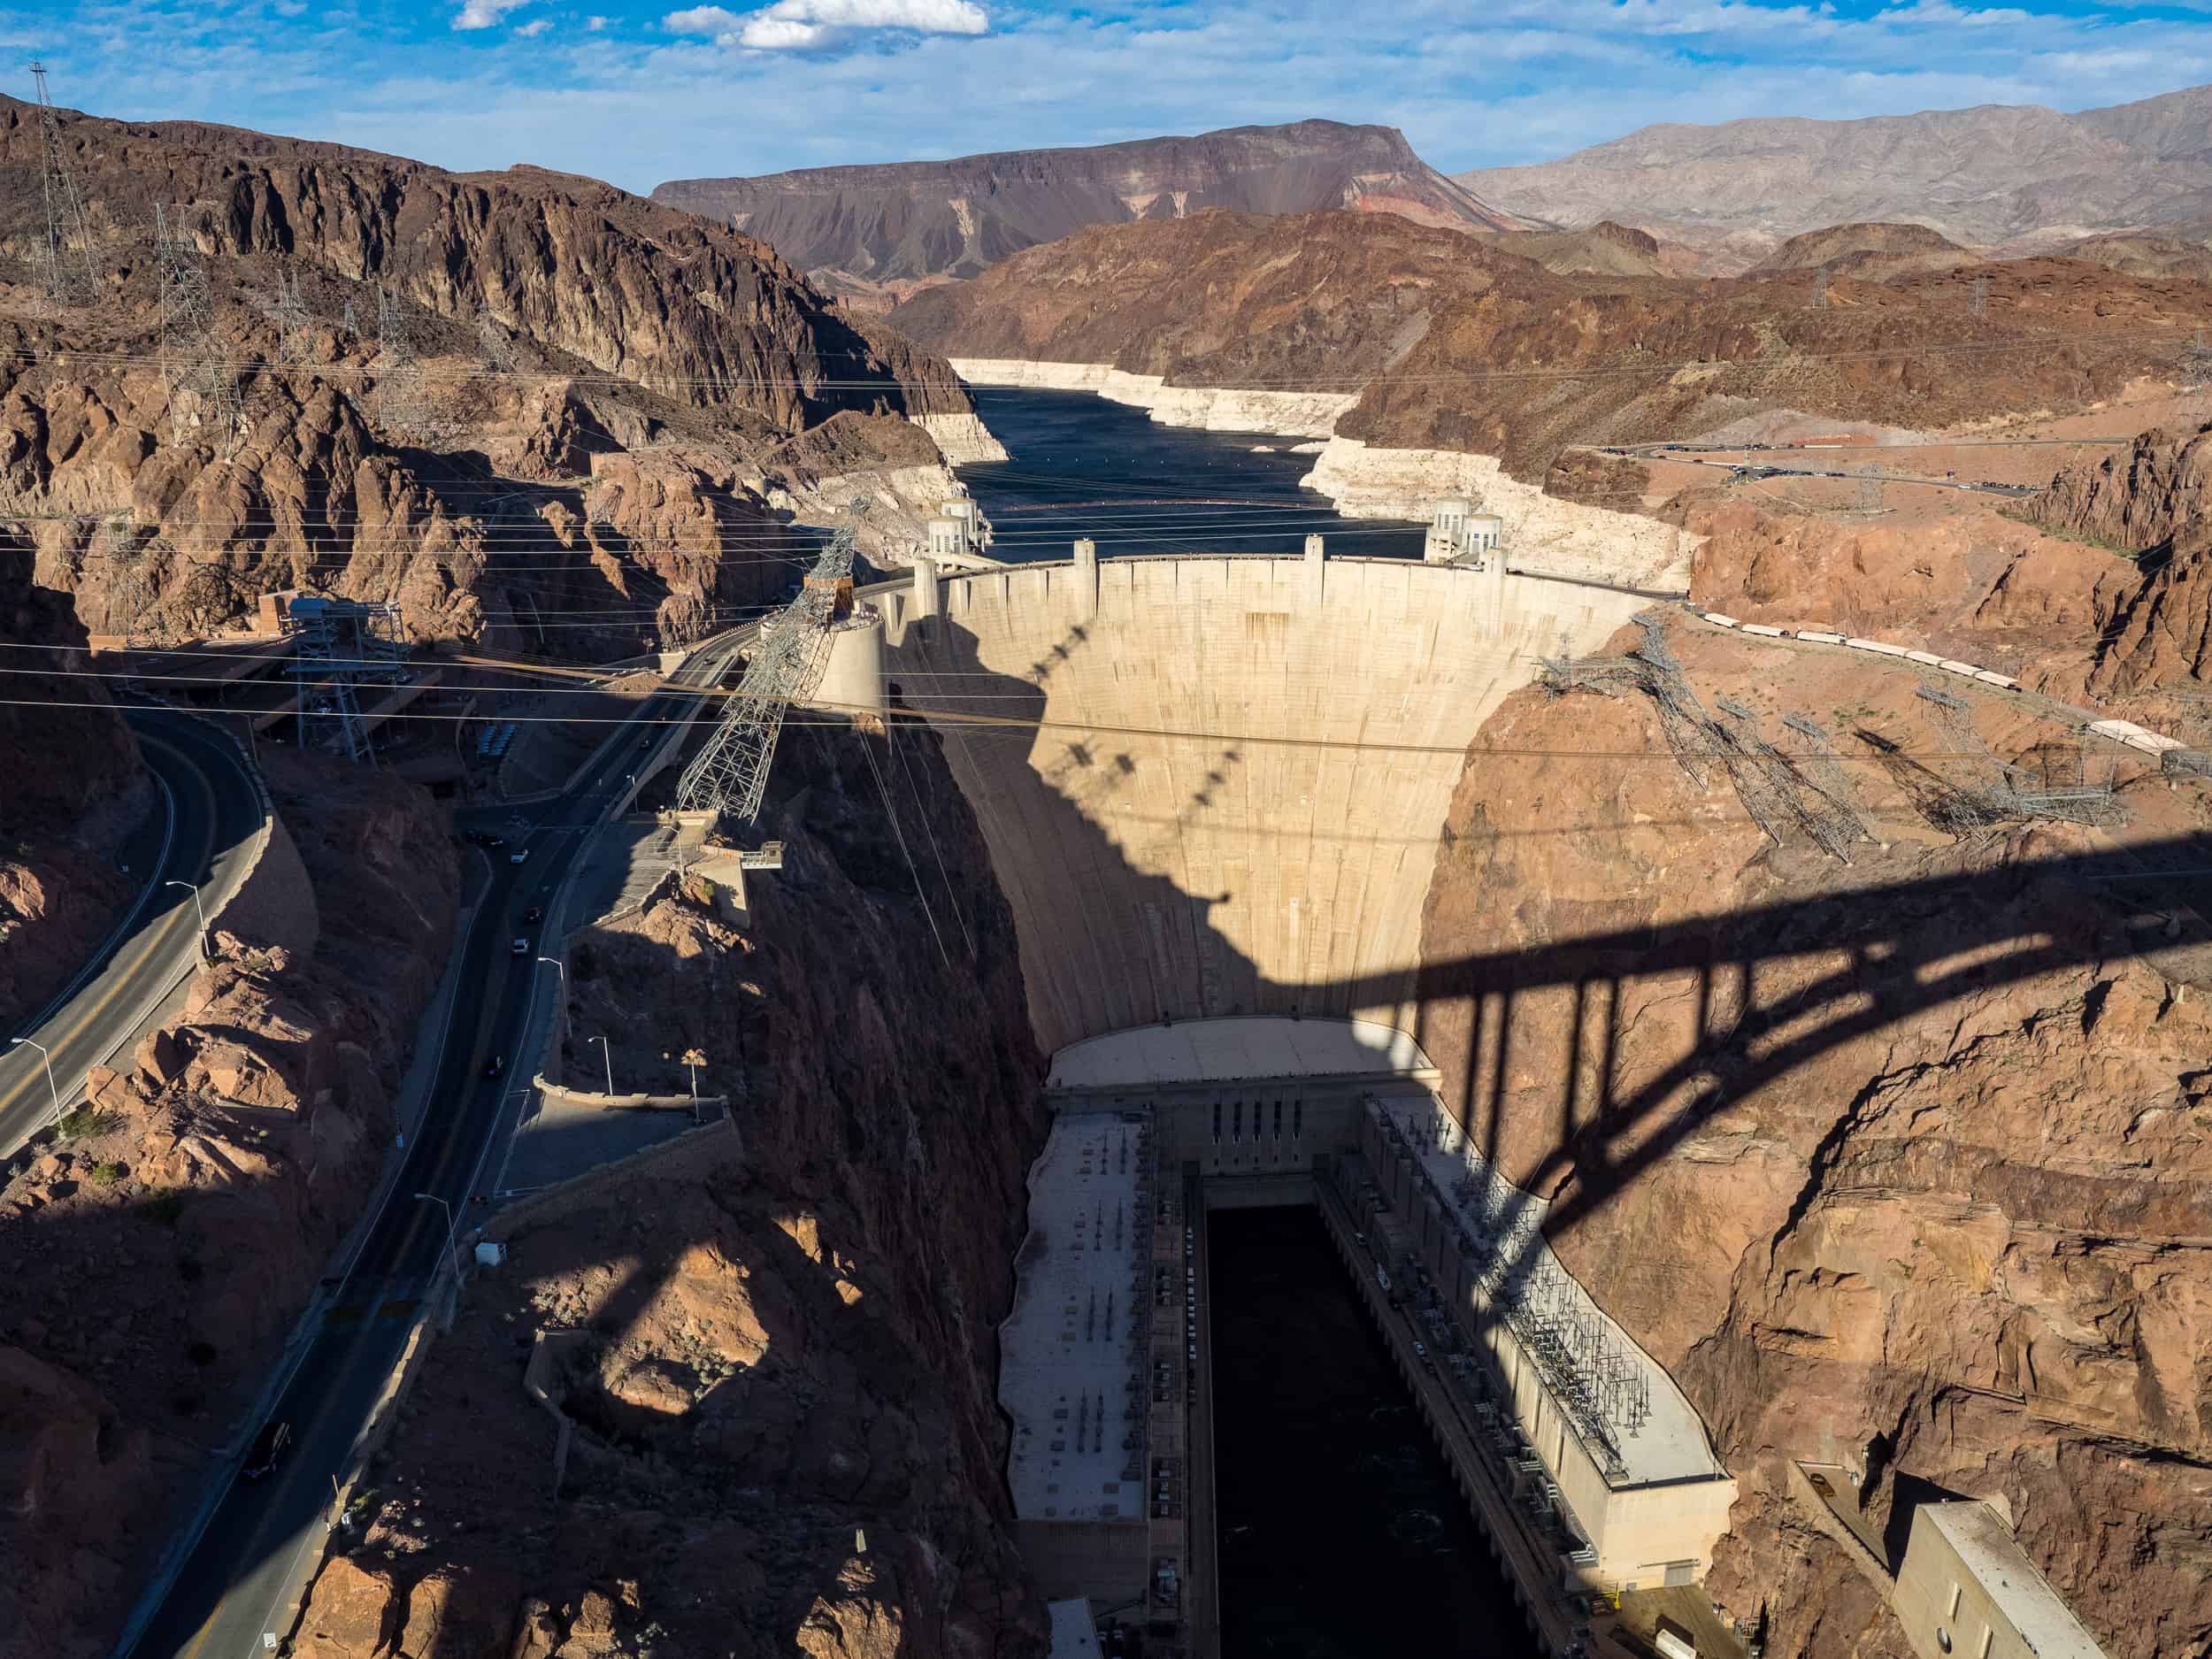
872,550,1652,1055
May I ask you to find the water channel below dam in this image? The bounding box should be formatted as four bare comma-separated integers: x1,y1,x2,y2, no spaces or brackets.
958,387,1430,561
1210,1207,1521,1657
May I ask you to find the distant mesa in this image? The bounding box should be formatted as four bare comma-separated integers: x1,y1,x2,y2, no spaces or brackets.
650,119,1515,308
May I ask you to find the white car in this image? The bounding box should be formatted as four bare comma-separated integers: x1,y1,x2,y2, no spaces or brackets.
511,937,529,956
509,848,528,864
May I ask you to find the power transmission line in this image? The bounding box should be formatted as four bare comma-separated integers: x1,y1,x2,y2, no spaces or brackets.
153,206,243,465
28,62,98,303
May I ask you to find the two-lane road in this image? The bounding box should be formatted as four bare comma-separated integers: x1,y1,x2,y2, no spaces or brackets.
2,711,265,1157
125,638,742,1659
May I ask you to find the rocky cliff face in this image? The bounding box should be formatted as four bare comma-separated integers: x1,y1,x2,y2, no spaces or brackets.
292,714,1050,1659
0,96,982,650
1455,84,2212,266
2026,423,2212,698
0,536,149,1033
1414,618,2212,1658
893,209,2212,480
0,750,458,1659
655,119,1511,306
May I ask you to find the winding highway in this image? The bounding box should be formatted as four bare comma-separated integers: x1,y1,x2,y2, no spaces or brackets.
2,710,265,1159
111,638,742,1659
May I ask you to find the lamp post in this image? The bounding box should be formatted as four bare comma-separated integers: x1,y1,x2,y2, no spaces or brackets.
166,879,207,960
412,1191,459,1276
668,1048,706,1123
587,1033,614,1097
9,1037,60,1122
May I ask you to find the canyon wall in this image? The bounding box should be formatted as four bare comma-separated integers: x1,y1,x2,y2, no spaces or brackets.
874,554,1652,1056
950,357,1357,439
1412,618,2212,1659
0,750,458,1659
291,717,1052,1659
894,210,2212,484
0,96,987,652
1300,436,1694,587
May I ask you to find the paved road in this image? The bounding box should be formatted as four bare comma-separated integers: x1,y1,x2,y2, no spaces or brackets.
124,641,741,1659
2,710,265,1158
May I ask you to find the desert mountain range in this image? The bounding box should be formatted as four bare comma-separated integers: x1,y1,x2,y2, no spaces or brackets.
662,88,2212,292
650,119,1512,305
1459,83,2212,264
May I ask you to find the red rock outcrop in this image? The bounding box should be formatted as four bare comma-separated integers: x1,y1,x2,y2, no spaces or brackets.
2027,424,2212,697
889,210,2212,479
1414,619,2212,1658
0,95,979,651
292,717,1049,1657
0,749,459,1659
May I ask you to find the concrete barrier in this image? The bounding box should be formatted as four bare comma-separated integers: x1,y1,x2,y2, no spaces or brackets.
481,1111,743,1243
528,1073,726,1114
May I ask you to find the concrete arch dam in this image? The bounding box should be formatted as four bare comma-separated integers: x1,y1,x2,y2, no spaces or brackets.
863,549,1655,1055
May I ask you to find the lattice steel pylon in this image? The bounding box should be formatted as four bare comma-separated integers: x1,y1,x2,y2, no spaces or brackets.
373,284,433,436
154,206,243,463
677,500,872,828
29,63,98,303
2182,329,2212,396
266,268,312,363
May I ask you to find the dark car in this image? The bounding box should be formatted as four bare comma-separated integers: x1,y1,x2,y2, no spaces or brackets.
523,907,542,924
484,1054,504,1079
243,1418,293,1481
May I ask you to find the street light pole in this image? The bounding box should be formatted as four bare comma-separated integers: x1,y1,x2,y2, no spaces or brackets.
412,1191,460,1276
166,879,208,961
9,1037,61,1122
588,1034,614,1097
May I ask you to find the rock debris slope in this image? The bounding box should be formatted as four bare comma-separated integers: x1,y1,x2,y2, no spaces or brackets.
0,751,458,1659
290,717,1050,1659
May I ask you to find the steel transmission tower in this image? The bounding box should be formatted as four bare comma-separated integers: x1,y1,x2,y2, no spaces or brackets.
266,268,312,362
28,63,98,302
677,501,872,828
153,206,243,462
373,285,433,434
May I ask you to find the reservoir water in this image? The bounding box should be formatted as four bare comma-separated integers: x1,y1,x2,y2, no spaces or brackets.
1209,1206,1521,1658
957,387,1429,562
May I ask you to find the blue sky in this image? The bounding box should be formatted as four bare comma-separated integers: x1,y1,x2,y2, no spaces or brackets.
5,0,2209,191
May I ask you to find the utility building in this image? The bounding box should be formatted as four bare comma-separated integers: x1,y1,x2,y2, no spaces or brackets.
1895,1502,2110,1659
1425,497,1505,565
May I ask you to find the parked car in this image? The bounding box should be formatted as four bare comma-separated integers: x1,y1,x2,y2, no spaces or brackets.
484,1054,504,1079
243,1418,293,1482
511,937,530,957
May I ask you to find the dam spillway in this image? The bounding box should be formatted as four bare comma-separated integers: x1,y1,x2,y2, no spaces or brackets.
865,546,1657,1055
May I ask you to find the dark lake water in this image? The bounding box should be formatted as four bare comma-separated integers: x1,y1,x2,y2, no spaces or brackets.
956,387,1429,563
1209,1206,1521,1658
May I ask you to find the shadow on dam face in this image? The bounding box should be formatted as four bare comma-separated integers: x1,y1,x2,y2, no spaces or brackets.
879,565,2212,1293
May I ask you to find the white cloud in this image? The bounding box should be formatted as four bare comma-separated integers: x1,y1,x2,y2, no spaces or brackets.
453,0,534,28
663,0,987,50
515,16,552,35
586,13,611,27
